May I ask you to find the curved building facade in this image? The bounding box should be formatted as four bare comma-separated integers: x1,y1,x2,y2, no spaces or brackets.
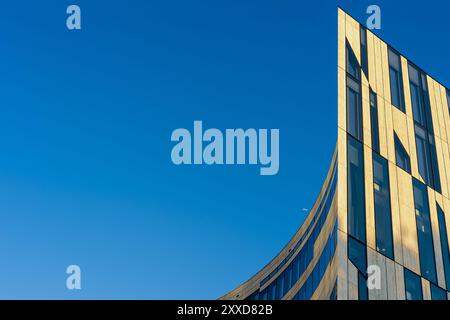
221,8,450,300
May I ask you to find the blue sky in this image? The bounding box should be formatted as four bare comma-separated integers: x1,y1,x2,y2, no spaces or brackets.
0,0,449,299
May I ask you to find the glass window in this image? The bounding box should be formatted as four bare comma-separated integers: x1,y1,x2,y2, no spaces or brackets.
388,48,405,112
276,275,284,299
437,204,450,290
415,125,431,183
284,265,292,295
346,41,360,80
409,64,427,127
358,272,368,300
348,236,367,274
373,152,394,259
412,179,437,283
370,89,380,153
394,133,411,173
415,125,441,192
430,283,447,300
347,135,366,243
404,269,423,300
347,78,362,141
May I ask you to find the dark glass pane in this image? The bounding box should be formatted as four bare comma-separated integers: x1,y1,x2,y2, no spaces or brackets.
404,269,423,300
373,152,394,259
415,125,431,183
388,48,405,111
292,256,299,283
348,236,367,274
276,275,284,299
347,76,362,141
370,89,380,153
390,68,401,108
284,265,292,295
346,42,360,80
430,283,447,300
414,124,441,192
388,49,401,70
412,179,437,283
410,83,426,126
437,204,450,290
428,134,441,193
394,133,411,173
409,64,427,126
360,26,368,78
358,272,368,300
347,135,366,243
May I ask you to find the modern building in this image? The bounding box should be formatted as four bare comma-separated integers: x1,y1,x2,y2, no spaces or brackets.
220,8,450,300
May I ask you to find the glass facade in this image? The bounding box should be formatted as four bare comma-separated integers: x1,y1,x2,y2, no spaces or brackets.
372,152,394,259
431,283,447,300
404,269,423,300
412,179,437,284
346,42,363,141
347,135,366,243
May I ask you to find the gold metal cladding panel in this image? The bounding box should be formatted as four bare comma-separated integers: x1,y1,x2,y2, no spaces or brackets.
435,136,449,199
380,41,392,106
337,9,346,71
338,68,347,132
366,31,377,88
438,85,450,142
386,258,398,299
347,261,358,300
440,138,450,198
396,167,421,274
362,84,372,149
428,77,444,142
367,248,387,300
388,160,404,265
428,189,446,289
337,128,347,232
373,36,385,100
395,263,406,300
431,78,448,143
345,13,360,66
311,256,337,300
337,229,348,300
422,278,431,300
444,198,450,270
377,94,389,159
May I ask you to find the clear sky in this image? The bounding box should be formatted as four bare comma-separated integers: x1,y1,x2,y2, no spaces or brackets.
0,0,449,299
